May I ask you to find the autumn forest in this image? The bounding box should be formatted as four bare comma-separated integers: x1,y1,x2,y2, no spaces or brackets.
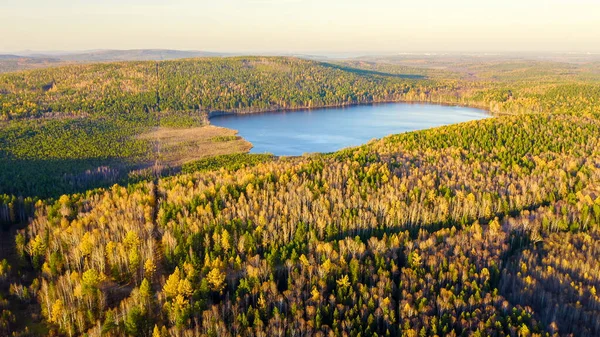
0,55,600,337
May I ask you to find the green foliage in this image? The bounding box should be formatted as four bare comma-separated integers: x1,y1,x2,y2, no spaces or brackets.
3,56,600,336
181,153,274,174
210,135,238,143
1,56,599,198
23,111,600,336
0,117,149,160
157,111,206,128
0,116,151,197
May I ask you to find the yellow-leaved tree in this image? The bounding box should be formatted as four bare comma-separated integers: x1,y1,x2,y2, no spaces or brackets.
206,267,226,293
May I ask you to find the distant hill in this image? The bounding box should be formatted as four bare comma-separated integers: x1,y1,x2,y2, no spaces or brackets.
0,55,63,73
0,49,229,73
0,54,24,60
50,49,228,62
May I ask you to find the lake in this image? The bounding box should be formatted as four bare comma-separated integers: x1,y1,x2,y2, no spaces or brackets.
210,103,489,156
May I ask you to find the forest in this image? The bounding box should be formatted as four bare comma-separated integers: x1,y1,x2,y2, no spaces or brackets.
0,56,600,336
2,57,598,198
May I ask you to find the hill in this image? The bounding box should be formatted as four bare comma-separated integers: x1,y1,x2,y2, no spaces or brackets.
47,49,227,62
0,56,599,198
0,55,64,74
0,56,600,336
0,50,228,74
10,113,600,337
0,57,442,197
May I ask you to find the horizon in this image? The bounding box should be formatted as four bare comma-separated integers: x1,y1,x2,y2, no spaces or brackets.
2,0,600,54
3,48,600,59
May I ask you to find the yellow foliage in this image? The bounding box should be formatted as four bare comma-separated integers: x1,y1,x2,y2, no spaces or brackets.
258,293,266,308
41,262,52,276
221,229,231,251
124,230,141,248
336,275,351,288
183,262,195,278
152,325,161,337
82,269,100,289
206,267,226,293
28,235,45,257
311,286,320,301
74,284,83,299
299,254,310,267
321,258,332,275
381,297,391,307
144,258,157,278
174,294,189,308
70,271,80,282
50,299,65,324
128,248,141,269
178,278,193,298
163,267,181,299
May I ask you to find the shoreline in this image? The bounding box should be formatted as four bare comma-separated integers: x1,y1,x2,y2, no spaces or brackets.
208,100,494,159
206,99,502,120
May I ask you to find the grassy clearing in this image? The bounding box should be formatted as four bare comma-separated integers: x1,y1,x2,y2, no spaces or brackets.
138,125,252,166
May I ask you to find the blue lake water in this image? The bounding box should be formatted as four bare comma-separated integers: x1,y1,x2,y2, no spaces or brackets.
210,103,489,156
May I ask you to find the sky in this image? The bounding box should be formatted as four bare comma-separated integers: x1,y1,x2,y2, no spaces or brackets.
1,0,600,54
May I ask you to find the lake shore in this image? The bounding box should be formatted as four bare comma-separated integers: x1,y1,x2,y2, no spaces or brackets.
210,101,489,156
206,99,500,120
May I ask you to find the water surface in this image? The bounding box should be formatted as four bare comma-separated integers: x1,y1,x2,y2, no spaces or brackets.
210,103,489,156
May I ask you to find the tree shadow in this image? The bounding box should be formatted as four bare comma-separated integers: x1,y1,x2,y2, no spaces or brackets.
499,241,600,336
320,62,426,80
0,157,149,199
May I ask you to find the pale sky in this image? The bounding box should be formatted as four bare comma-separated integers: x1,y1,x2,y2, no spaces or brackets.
1,0,599,54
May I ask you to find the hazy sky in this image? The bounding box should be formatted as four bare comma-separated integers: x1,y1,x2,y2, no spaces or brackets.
1,0,599,54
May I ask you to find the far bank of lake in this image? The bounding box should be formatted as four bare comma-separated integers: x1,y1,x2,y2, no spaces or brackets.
210,103,489,156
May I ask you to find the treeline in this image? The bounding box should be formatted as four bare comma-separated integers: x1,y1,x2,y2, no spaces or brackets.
0,57,452,121
9,113,600,336
181,153,274,174
0,62,157,120
0,194,36,229
338,60,600,117
6,57,598,122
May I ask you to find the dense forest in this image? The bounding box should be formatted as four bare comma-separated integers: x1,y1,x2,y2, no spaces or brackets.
1,57,598,197
1,56,600,336
0,57,438,198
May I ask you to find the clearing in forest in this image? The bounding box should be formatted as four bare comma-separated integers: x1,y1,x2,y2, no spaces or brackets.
138,125,252,166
